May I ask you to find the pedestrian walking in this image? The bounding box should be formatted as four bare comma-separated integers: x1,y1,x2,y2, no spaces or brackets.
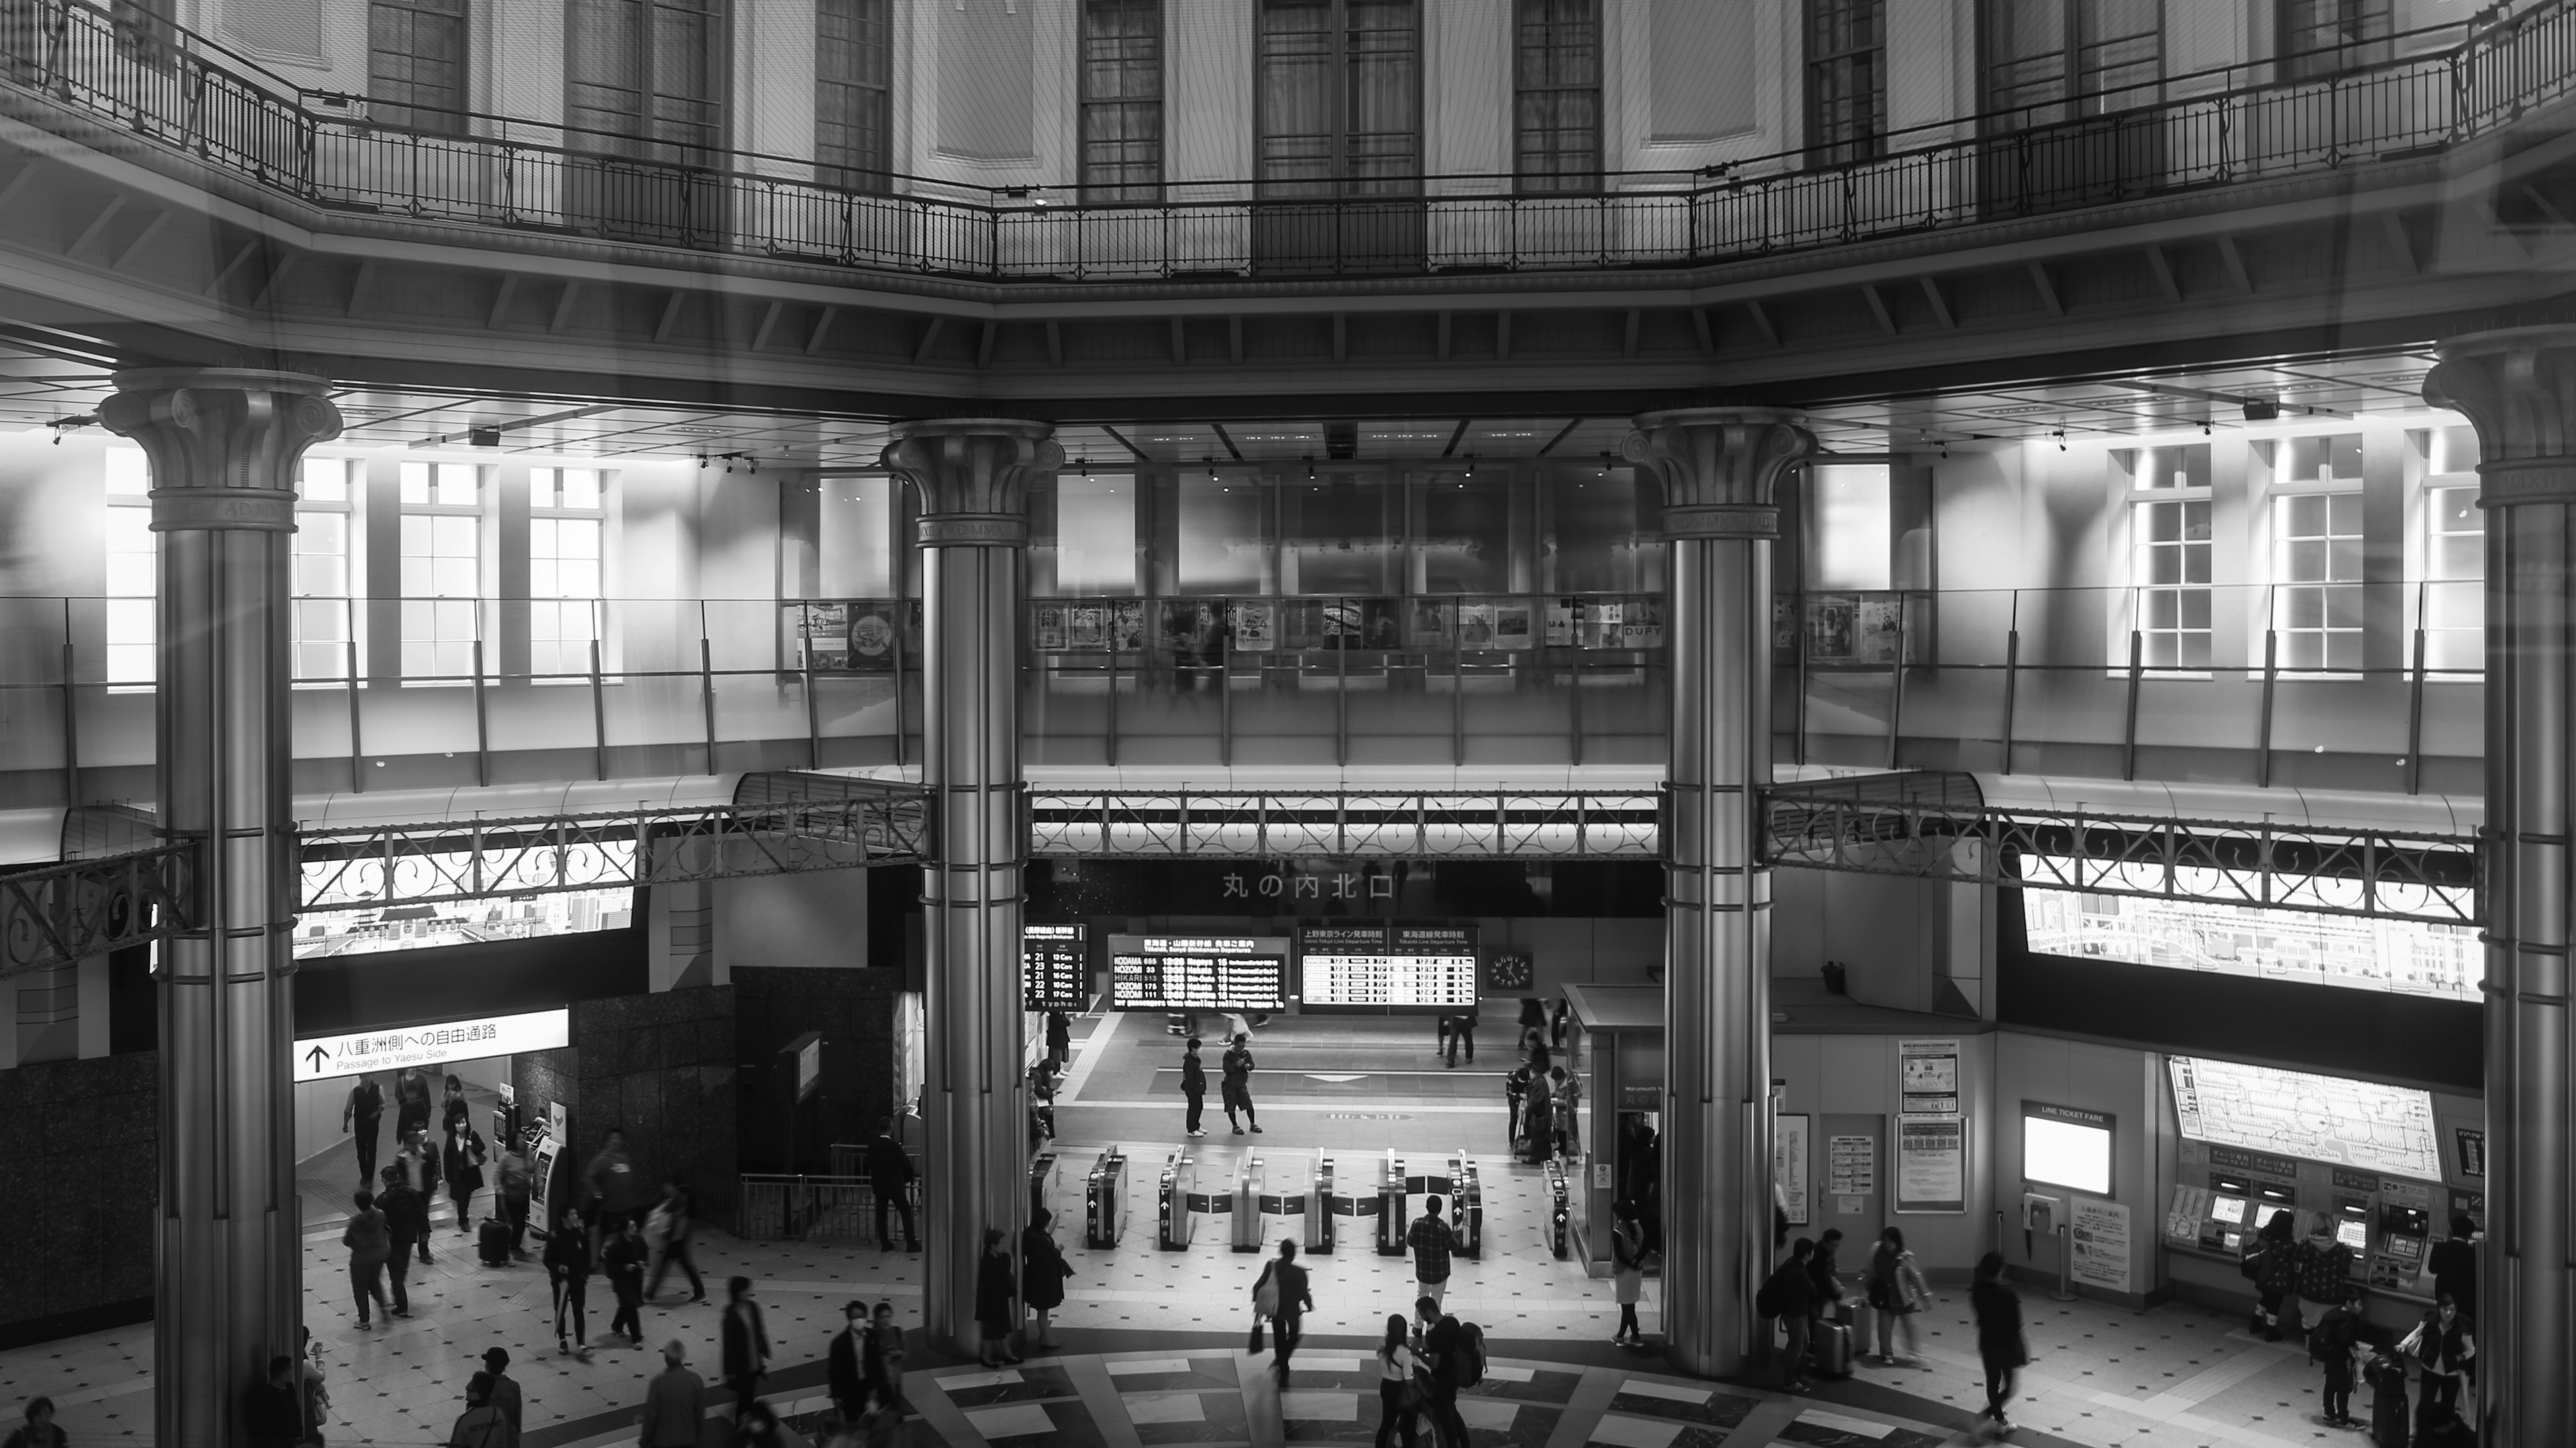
1441,1011,1473,1067
1520,1081,1554,1165
585,1127,652,1237
604,1217,649,1346
865,1301,907,1413
1180,1038,1210,1138
299,1330,331,1447
479,1348,521,1439
1969,1251,2027,1435
1548,1066,1580,1158
975,1229,1020,1366
647,1174,707,1301
1371,1315,1424,1448
405,1131,441,1262
2402,1294,2475,1428
865,1119,920,1252
1503,1064,1532,1152
343,1188,393,1328
496,1143,531,1256
5,1396,66,1448
443,1119,488,1234
1252,1239,1312,1385
343,1074,385,1189
378,1163,425,1318
445,1372,511,1448
828,1301,871,1421
394,1065,433,1141
1022,1209,1075,1350
1516,998,1544,1059
1760,1240,1820,1390
722,1277,773,1407
1611,1202,1650,1346
1548,998,1570,1055
638,1341,708,1448
1864,1227,1932,1363
1405,1196,1457,1306
1417,1314,1471,1448
1221,1034,1262,1134
546,1205,594,1359
1809,1228,1850,1347
1045,1009,1072,1068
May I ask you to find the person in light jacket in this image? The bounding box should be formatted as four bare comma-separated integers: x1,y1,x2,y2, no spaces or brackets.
637,1340,708,1448
445,1372,512,1448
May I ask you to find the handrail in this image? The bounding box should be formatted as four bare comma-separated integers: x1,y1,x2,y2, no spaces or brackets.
3,0,2573,282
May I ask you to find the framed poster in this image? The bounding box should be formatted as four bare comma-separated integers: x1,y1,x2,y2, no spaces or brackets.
1898,1039,1961,1117
1828,1135,1876,1194
1895,1117,1967,1214
1776,1113,1811,1227
2068,1198,2133,1293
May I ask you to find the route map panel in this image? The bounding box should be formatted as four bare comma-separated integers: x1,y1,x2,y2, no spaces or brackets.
2168,1054,2441,1181
1106,934,1290,1011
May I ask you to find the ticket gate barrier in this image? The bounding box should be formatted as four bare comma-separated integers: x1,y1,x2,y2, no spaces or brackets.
1232,1156,1266,1251
1306,1158,1336,1253
1158,1150,1196,1250
1377,1152,1407,1255
1544,1159,1571,1258
1448,1151,1483,1259
1085,1148,1128,1249
1031,1152,1059,1223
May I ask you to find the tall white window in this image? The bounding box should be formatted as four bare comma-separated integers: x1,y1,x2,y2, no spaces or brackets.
400,461,484,680
2123,444,2210,670
2422,425,2481,673
530,467,606,677
103,449,155,687
2273,435,2364,673
293,458,360,684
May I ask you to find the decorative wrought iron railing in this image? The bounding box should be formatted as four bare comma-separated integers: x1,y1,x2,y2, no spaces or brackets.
1,0,2569,282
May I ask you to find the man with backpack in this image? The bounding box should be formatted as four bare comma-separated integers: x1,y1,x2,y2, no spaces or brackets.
1417,1314,1481,1448
1758,1239,1821,1391
2308,1286,2363,1428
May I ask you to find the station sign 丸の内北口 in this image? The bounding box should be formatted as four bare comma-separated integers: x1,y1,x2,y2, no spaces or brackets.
292,1008,570,1083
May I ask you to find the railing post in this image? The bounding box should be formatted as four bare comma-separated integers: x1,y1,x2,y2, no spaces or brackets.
472,638,491,787
58,600,78,807
590,637,608,783
345,628,364,793
698,614,718,774
1106,645,1120,769
1335,624,1348,767
2121,630,2143,782
1885,597,1908,770
2406,624,2429,797
1999,625,2021,775
802,614,822,771
2255,629,2279,789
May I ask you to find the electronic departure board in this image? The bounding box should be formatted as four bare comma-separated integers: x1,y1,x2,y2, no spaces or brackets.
1299,924,1479,1011
1106,934,1291,1011
1023,923,1088,1011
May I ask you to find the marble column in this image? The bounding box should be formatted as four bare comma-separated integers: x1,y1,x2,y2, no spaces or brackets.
1624,408,1815,1378
101,370,341,1447
2425,329,2576,1447
880,419,1061,1352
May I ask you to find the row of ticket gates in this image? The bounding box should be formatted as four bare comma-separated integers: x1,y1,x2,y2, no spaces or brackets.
1029,1146,1576,1261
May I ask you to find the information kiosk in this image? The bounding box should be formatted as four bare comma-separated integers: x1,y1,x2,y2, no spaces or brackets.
1544,1158,1572,1258
1232,1156,1266,1251
1448,1150,1484,1258
1085,1147,1128,1249
1377,1152,1407,1255
1158,1149,1196,1249
1307,1157,1337,1254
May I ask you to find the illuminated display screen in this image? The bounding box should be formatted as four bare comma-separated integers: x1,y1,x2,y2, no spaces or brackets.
1023,924,1088,1011
2337,1215,2370,1250
2209,1196,2247,1225
2169,1056,2442,1181
2021,858,2477,1001
1298,924,1478,1010
294,889,633,958
2024,1109,2113,1196
1107,934,1290,1011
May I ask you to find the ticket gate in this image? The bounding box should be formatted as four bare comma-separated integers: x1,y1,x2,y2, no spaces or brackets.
1031,1151,1059,1222
1232,1156,1266,1251
1157,1149,1195,1249
1544,1158,1571,1258
1084,1147,1128,1249
1376,1152,1407,1254
1448,1151,1483,1259
1305,1157,1336,1254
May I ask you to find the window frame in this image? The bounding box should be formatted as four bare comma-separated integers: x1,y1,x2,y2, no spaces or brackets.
1252,0,1426,202
815,0,893,194
1513,0,1603,195
366,0,471,135
2275,0,2393,81
1078,0,1167,204
102,448,156,691
397,461,490,686
1980,0,2166,124
1803,0,1886,167
292,457,365,689
2266,483,2365,675
2126,471,2213,675
528,467,610,683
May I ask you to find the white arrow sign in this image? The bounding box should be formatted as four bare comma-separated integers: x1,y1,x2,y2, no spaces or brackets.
1305,1074,1368,1083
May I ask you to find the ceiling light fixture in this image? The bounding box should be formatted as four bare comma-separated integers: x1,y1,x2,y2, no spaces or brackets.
2054,429,2068,451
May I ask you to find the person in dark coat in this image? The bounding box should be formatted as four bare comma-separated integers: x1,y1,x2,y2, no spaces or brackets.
863,1300,906,1414
975,1229,1020,1367
243,1355,305,1448
1022,1209,1075,1350
545,1205,594,1359
1221,1034,1261,1134
721,1276,771,1408
394,1066,433,1140
342,1073,385,1188
865,1117,919,1252
378,1161,426,1317
647,1174,706,1302
827,1300,869,1420
1180,1038,1209,1139
604,1218,649,1346
2409,1294,2475,1428
405,1129,441,1261
443,1121,488,1233
2247,1209,2299,1339
2426,1215,2479,1323
1044,1010,1073,1067
1970,1251,2027,1434
1254,1239,1314,1386
1762,1240,1820,1390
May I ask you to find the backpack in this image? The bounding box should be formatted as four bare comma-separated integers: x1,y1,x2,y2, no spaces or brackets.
1451,1323,1487,1388
1755,1276,1782,1319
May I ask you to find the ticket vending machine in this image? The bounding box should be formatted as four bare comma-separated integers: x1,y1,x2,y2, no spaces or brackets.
1544,1158,1571,1258
1377,1152,1407,1255
2377,1203,2431,1282
1232,1157,1266,1251
1158,1150,1195,1250
1306,1158,1336,1254
1448,1151,1483,1259
1084,1147,1127,1249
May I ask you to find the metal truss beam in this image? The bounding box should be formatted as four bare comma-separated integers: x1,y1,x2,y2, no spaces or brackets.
1027,791,1662,860
1760,772,2478,927
0,846,195,981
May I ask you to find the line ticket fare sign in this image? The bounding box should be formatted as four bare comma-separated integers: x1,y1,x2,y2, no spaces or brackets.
1299,924,1479,1009
1107,934,1290,1011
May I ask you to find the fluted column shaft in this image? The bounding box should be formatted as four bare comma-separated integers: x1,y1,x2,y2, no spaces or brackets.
102,370,341,1447
1625,409,1815,1378
2426,331,2576,1448
881,419,1061,1352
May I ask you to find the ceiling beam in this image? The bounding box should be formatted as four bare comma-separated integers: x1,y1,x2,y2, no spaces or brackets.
2026,261,2063,315
205,237,261,296
806,305,840,356
1212,421,1244,461
1497,312,1513,360
2216,235,2255,294
978,321,999,367
1536,417,1584,455
2381,212,2418,274
2143,245,2181,303
1442,419,1470,456
486,275,518,330
1745,300,1780,347
1622,309,1641,357
346,259,378,318
549,281,581,335
1045,318,1062,366
1170,316,1185,366
248,256,299,311
1919,277,1955,330
1437,311,1453,361
1862,283,1898,336
912,315,945,364
107,208,167,271
1690,306,1713,355
66,194,124,258
1228,315,1243,364
751,299,782,350
1332,313,1348,362
653,291,686,343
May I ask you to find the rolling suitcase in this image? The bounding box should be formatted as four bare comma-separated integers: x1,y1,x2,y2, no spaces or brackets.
2365,1361,2407,1448
1810,1319,1854,1380
478,1217,512,1268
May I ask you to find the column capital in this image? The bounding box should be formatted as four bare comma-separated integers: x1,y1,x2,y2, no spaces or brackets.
98,369,342,533
2425,326,2576,508
881,418,1063,547
1623,407,1816,539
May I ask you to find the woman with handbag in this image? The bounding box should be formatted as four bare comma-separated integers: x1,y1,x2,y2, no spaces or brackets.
1373,1313,1426,1448
443,1123,488,1235
1969,1251,2028,1436
1610,1203,1650,1347
1250,1240,1313,1386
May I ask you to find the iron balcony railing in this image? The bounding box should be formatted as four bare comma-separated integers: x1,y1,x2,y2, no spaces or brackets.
1,0,2570,282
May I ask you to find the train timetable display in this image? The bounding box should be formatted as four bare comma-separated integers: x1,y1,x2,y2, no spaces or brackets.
1107,934,1291,1011
1023,924,1088,1011
1299,924,1480,1009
